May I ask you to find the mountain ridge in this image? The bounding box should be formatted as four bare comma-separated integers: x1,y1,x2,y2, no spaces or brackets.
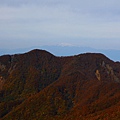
0,49,120,120
1,46,120,61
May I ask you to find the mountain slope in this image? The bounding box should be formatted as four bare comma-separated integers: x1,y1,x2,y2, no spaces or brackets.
0,49,120,120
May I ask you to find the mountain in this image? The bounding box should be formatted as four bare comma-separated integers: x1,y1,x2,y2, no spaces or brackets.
0,49,120,120
1,46,120,61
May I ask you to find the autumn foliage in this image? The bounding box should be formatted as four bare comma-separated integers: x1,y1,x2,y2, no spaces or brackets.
0,49,120,120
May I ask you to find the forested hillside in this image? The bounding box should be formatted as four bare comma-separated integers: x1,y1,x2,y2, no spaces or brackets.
0,49,120,120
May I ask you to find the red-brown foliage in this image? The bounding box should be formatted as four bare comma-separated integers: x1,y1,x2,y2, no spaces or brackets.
0,49,120,120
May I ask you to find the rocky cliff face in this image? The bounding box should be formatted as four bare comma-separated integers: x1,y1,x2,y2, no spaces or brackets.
95,60,120,82
0,50,120,120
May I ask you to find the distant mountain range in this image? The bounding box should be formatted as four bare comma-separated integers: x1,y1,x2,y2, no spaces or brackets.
0,49,120,120
0,46,120,61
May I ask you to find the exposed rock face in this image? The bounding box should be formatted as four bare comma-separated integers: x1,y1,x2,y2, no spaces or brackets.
101,61,120,82
106,64,119,82
95,70,101,81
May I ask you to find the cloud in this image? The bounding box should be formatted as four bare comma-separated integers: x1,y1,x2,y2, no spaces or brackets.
0,0,120,49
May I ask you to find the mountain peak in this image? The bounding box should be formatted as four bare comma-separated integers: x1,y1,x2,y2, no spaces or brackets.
26,49,54,56
0,50,120,120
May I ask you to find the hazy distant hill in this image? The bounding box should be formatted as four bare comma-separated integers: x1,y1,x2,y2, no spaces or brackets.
0,46,120,61
0,49,120,120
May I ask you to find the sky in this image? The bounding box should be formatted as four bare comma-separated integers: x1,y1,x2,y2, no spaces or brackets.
0,0,120,50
